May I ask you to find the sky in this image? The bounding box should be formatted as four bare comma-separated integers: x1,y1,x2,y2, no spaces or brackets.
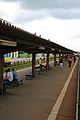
0,0,80,51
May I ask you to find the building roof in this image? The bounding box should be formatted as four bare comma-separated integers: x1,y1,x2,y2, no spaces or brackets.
0,18,75,54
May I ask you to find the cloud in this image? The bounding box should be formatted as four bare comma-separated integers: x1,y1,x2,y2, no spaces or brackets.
51,9,80,19
14,0,80,10
8,8,80,25
69,33,80,39
15,17,80,51
1,0,80,21
0,1,19,22
1,0,80,10
0,0,17,2
12,9,50,24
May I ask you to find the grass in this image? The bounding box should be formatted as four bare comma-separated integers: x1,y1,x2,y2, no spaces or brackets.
4,62,32,72
4,58,53,73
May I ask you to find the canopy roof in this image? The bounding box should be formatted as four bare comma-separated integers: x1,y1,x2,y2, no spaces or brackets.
0,18,75,54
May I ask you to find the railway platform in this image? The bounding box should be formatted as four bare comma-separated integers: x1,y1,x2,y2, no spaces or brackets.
0,60,78,120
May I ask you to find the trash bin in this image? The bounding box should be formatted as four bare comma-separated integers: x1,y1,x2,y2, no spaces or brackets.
3,80,7,94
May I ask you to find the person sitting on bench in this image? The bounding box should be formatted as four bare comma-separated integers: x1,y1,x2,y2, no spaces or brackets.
7,68,13,85
12,68,18,86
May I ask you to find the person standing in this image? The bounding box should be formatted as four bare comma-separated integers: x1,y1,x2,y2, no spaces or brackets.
39,58,42,71
73,56,76,63
59,57,63,68
68,57,72,67
3,69,8,94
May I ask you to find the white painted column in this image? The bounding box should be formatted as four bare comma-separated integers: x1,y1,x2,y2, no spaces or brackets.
14,52,16,58
16,51,18,58
11,52,12,58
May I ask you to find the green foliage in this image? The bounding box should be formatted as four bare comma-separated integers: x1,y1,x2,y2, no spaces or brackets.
18,52,32,58
18,51,24,54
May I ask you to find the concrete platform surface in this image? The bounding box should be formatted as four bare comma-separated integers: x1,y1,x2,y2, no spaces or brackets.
0,61,77,120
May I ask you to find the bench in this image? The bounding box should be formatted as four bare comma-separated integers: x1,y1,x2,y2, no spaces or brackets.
35,65,40,74
25,66,40,80
35,64,44,73
44,64,51,70
25,74,33,80
25,65,45,80
7,79,24,87
18,79,24,85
